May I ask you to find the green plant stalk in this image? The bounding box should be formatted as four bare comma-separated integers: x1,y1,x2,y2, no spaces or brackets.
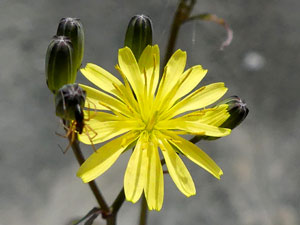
111,188,126,214
69,135,110,214
163,0,196,66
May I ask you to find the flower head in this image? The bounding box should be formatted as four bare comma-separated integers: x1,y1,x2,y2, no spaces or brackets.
77,45,231,210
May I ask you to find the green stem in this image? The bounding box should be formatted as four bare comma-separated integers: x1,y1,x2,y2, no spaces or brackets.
111,188,125,214
139,195,148,225
70,136,110,214
106,216,116,225
163,0,196,66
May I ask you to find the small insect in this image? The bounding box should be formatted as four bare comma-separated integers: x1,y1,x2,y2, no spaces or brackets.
55,84,97,153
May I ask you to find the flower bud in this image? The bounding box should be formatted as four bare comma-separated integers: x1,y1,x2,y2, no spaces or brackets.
55,84,86,122
124,15,153,60
201,96,249,141
57,17,84,71
45,36,76,94
219,96,249,130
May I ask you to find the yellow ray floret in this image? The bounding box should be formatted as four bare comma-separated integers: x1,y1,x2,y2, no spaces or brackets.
76,45,231,211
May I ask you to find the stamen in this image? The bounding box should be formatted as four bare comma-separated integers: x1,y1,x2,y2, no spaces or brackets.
152,66,168,112
187,86,206,98
168,138,182,144
159,68,194,112
121,131,139,147
179,67,193,87
112,82,138,116
98,100,125,118
84,99,98,120
143,68,148,100
115,65,135,95
188,131,206,135
156,65,168,100
145,111,158,131
115,64,141,114
141,132,149,150
148,55,156,97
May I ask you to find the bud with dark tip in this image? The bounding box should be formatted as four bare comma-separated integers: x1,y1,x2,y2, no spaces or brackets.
57,17,84,71
45,36,76,93
55,84,86,125
201,96,249,141
219,96,249,130
124,15,153,60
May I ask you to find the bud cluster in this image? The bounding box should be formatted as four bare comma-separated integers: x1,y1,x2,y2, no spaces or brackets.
45,18,84,94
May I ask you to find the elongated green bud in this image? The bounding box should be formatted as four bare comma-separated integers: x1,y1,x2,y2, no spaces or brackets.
124,15,153,60
45,36,76,94
55,84,86,124
57,18,84,71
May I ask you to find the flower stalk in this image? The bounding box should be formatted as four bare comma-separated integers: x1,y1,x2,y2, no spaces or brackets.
69,134,110,213
139,196,148,225
163,0,196,66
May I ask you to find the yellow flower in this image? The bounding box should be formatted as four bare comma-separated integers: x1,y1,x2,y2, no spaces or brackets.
77,45,231,211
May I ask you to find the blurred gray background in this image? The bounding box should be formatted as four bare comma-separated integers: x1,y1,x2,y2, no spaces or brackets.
1,0,299,224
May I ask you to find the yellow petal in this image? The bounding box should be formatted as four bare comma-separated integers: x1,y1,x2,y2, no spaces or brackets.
79,120,144,145
80,84,132,117
164,131,223,179
77,131,139,183
156,119,231,137
156,131,195,197
144,136,164,211
181,104,230,126
80,63,125,100
158,50,186,98
162,82,227,119
83,111,124,122
173,65,207,101
154,50,186,111
138,45,160,99
118,47,144,102
124,132,148,203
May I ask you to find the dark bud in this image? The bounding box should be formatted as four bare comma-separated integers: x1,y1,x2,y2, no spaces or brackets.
45,36,76,94
202,96,249,141
124,15,153,60
57,17,84,71
219,96,249,130
55,84,86,125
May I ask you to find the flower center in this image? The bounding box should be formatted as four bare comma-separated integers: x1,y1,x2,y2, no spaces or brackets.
145,111,159,132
